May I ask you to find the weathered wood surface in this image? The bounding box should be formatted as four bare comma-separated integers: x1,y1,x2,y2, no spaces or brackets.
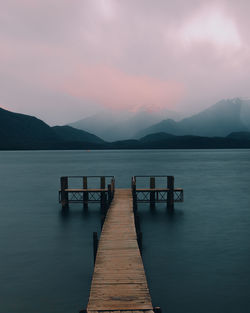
64,188,108,192
88,311,154,313
136,188,183,191
64,188,182,192
87,189,153,312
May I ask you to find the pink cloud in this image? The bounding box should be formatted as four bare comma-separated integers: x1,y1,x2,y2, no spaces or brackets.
63,65,184,112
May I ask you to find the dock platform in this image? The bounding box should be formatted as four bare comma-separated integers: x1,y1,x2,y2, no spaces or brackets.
87,189,153,312
58,175,184,312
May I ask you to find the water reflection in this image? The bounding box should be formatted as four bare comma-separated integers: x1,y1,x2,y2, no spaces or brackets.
138,203,185,224
59,204,103,219
0,149,249,313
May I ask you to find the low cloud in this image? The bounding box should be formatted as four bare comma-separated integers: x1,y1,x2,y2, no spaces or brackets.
64,65,184,112
1,0,250,124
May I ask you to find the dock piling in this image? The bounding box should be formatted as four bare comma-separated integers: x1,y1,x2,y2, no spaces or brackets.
93,232,98,264
150,176,156,209
132,176,137,212
100,176,106,212
167,176,174,211
154,307,162,313
134,213,141,234
83,176,88,210
137,231,143,253
111,178,115,199
100,176,105,189
108,184,112,205
100,215,105,230
101,192,107,214
60,176,69,210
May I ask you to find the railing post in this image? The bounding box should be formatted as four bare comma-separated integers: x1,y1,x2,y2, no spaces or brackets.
100,176,106,212
111,177,115,199
167,176,174,211
137,231,143,254
83,176,88,210
108,184,112,205
132,176,137,212
150,176,155,209
100,176,105,189
60,176,69,210
93,232,98,264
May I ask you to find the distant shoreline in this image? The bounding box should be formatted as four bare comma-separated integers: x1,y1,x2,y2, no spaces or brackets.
1,105,250,151
1,134,250,150
1,146,250,151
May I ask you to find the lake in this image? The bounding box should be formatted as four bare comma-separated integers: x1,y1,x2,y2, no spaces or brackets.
0,149,250,313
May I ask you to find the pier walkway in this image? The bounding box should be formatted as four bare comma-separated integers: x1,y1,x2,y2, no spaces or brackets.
87,189,153,313
59,175,184,312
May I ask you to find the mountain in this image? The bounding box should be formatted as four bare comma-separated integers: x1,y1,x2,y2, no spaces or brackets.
110,132,250,149
227,131,250,140
0,107,106,150
0,107,58,149
52,126,105,144
1,106,250,150
136,98,250,138
69,108,181,141
139,132,176,144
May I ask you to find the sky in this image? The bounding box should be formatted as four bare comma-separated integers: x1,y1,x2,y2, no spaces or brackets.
1,0,250,125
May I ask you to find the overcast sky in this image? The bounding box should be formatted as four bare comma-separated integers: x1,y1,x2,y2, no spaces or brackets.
1,0,250,125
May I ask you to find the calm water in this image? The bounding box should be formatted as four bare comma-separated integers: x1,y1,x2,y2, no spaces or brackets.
0,150,250,313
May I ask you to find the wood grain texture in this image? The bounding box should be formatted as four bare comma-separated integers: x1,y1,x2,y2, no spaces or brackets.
87,189,153,312
64,188,108,192
136,188,183,191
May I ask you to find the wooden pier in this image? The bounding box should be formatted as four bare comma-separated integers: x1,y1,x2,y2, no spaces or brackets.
59,175,183,211
58,176,184,312
132,176,183,211
59,176,115,211
87,189,153,312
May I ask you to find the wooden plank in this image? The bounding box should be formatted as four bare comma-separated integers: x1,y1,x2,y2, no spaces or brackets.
64,188,108,192
87,189,153,312
88,311,154,313
136,188,183,191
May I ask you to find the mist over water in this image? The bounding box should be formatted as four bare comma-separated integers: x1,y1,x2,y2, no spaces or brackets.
0,150,249,313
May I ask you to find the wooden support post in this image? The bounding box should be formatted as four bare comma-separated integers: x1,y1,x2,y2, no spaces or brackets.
93,232,98,264
83,176,88,210
131,176,134,189
101,215,105,230
133,192,137,212
150,176,155,209
134,213,141,234
100,176,106,212
132,176,137,212
60,176,69,210
167,176,174,211
101,192,107,214
100,176,105,189
111,178,115,199
137,231,143,253
108,184,112,205
154,307,162,313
